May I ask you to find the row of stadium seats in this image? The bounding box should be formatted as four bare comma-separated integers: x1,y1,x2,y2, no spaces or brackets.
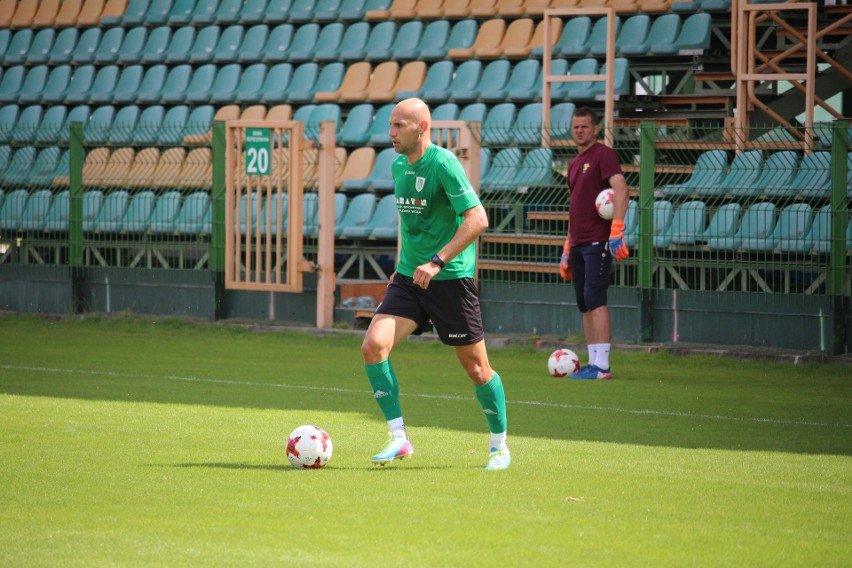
0,58,624,112
620,199,852,253
659,150,852,200
0,186,400,241
0,13,710,67
0,0,119,29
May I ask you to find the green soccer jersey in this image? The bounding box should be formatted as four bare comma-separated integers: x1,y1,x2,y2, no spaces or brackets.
391,144,481,280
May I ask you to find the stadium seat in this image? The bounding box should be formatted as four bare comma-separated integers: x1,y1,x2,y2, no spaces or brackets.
119,191,157,233
561,58,598,99
701,150,763,198
181,105,215,144
233,63,268,104
305,104,342,140
371,21,423,61
734,202,778,252
80,190,105,232
142,0,172,25
508,102,543,145
340,147,377,191
30,147,64,187
423,60,481,103
299,63,347,105
701,202,744,249
100,0,130,25
395,60,452,102
733,151,795,199
135,64,169,104
86,108,118,147
315,0,344,21
699,0,732,11
46,28,78,64
18,189,52,230
584,16,623,57
115,26,147,64
187,25,220,63
156,105,189,145
315,62,371,103
112,65,145,104
759,202,813,253
31,0,61,28
4,29,34,65
398,19,448,61
343,193,397,239
4,146,38,185
345,147,396,193
661,149,728,198
363,103,395,146
480,147,522,192
190,0,219,23
281,23,320,62
507,16,561,58
17,66,49,105
149,147,185,188
792,151,832,200
257,63,295,104
176,148,212,189
167,0,195,24
27,29,56,65
156,63,195,104
666,200,707,246
63,65,97,105
55,0,86,27
671,0,700,12
647,14,683,55
440,0,473,17
206,64,242,104
448,18,504,59
317,21,368,62
71,28,102,64
262,24,294,62
647,200,675,248
211,24,245,63
121,0,149,24
638,0,672,11
10,105,43,144
235,25,269,64
288,0,319,22
40,66,73,105
86,65,121,105
510,147,553,191
514,58,566,102
623,199,640,248
0,189,29,231
336,193,377,237
338,103,375,146
479,17,533,58
71,147,110,188
91,27,124,65
421,19,477,60
348,21,395,61
146,191,184,234
370,61,425,103
10,0,38,29
655,13,711,55
173,192,211,235
481,102,517,146
616,15,650,55
124,147,160,188
811,205,848,255
302,192,321,235
242,104,268,120
0,105,18,143
140,26,175,63
485,59,540,102
180,105,234,146
457,59,510,104
536,15,590,58
169,63,217,104
131,105,166,145
91,189,131,233
42,189,70,232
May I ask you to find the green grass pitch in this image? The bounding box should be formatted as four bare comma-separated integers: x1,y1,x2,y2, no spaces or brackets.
1,314,850,566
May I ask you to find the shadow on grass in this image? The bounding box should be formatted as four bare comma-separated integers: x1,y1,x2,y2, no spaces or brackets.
156,463,461,472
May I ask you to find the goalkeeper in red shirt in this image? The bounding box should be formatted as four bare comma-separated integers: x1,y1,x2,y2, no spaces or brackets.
560,107,630,379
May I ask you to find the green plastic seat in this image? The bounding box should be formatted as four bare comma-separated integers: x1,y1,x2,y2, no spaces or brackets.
118,191,157,233
284,23,320,62
290,0,319,22
19,189,53,231
291,62,345,105
5,29,33,65
648,14,683,55
41,66,73,104
71,28,102,64
730,202,778,252
809,205,835,255
111,64,146,104
206,64,243,104
43,190,70,232
81,190,105,232
335,193,377,238
132,105,166,145
174,191,211,235
589,16,622,56
509,102,543,145
191,0,220,24
28,148,62,186
213,0,242,23
263,24,294,62
92,190,130,233
616,15,650,55
481,102,517,146
396,60,452,102
369,20,422,61
234,63,267,104
47,28,78,64
136,64,169,104
485,59,539,103
481,148,522,193
168,0,196,24
737,151,795,199
181,105,215,140
661,149,728,198
658,13,712,55
11,105,43,144
162,26,194,63
667,200,708,246
401,19,448,61
278,63,317,104
420,18,476,59
147,191,183,234
145,0,173,25
188,25,220,63
510,148,554,191
650,200,676,248
260,63,296,104
167,64,215,104
703,150,763,198
93,27,125,64
338,103,374,146
312,23,346,62
539,16,590,57
700,202,742,247
107,105,141,145
122,0,152,25
306,104,341,140
759,203,813,253
27,28,56,65
0,66,25,104
63,65,96,104
17,66,49,105
315,0,344,22
157,105,190,144
116,26,147,64
156,64,193,105
86,65,121,104
317,21,367,62
0,104,19,143
456,59,511,104
138,26,172,63
793,151,832,200
61,106,92,141
236,24,269,63
347,193,398,239
211,24,245,63
266,0,294,23
34,105,67,143
624,200,639,247
350,21,396,61
0,189,29,231
85,106,116,145
366,103,395,146
422,60,480,103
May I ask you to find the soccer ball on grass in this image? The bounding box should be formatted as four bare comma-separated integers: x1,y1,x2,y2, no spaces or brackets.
286,425,333,469
548,348,580,377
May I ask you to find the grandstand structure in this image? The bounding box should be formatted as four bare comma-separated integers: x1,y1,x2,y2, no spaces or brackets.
0,0,849,352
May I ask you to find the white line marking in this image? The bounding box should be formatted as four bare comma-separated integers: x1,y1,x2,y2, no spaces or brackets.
2,364,849,429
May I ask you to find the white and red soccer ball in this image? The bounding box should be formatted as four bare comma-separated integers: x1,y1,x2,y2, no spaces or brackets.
286,425,333,469
548,348,580,377
595,188,614,220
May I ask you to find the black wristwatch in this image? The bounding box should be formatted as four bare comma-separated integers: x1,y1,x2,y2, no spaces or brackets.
430,254,446,269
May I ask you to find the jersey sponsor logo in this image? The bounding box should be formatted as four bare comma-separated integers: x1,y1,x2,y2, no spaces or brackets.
415,176,426,192
583,162,590,173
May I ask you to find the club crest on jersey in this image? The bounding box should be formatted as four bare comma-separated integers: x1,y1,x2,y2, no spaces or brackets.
415,176,426,192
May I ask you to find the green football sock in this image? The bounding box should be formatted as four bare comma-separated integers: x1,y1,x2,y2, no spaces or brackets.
365,359,402,422
475,372,508,434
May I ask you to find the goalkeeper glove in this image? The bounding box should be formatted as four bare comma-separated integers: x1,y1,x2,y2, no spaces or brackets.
559,238,572,281
609,219,629,261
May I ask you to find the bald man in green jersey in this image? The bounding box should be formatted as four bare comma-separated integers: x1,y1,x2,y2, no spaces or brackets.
360,98,510,471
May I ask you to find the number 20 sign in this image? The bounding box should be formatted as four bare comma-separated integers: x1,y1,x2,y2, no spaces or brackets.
245,128,270,176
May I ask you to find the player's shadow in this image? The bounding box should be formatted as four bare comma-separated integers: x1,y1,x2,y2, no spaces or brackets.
157,462,460,472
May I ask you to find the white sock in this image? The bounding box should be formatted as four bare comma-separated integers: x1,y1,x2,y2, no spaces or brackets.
592,343,611,370
490,431,508,452
388,418,406,438
587,344,598,367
